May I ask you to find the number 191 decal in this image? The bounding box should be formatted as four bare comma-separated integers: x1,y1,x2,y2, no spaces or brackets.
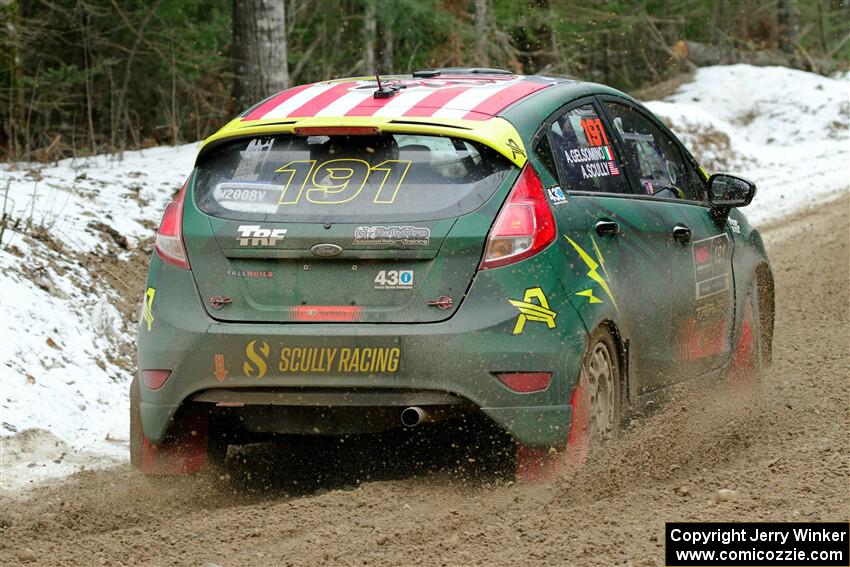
276,159,412,206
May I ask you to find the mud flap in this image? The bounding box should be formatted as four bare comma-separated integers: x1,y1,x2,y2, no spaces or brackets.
515,368,591,481
729,289,758,393
141,414,209,476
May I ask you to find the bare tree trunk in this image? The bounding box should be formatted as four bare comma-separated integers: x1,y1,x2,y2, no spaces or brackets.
78,2,97,155
364,0,376,73
2,0,23,159
777,0,799,54
381,25,394,74
475,0,489,66
233,0,288,111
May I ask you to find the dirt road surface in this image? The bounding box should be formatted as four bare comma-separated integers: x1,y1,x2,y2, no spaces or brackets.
1,195,848,566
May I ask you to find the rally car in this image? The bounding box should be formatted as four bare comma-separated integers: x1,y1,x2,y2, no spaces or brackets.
131,68,774,479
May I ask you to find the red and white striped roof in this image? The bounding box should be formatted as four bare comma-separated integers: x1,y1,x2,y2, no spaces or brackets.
243,76,554,122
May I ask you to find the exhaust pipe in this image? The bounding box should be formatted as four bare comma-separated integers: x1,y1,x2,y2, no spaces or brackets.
401,406,427,428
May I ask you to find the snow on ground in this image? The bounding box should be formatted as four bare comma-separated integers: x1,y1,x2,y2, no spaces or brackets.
0,65,848,492
0,144,198,490
645,65,849,225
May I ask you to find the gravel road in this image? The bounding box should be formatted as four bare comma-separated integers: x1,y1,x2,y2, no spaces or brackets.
1,194,847,566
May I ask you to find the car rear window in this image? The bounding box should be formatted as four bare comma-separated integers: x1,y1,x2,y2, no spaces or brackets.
193,133,513,223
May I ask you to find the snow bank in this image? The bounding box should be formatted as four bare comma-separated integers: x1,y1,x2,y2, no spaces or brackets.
1,65,848,491
645,64,849,224
1,144,198,490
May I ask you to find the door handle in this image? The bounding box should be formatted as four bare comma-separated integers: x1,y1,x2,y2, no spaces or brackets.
672,224,692,243
595,220,620,237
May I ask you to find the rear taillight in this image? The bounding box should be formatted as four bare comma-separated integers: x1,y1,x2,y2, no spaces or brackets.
480,163,556,270
154,181,190,269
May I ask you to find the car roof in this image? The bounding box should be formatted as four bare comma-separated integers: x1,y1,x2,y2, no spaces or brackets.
241,73,571,122
199,71,630,168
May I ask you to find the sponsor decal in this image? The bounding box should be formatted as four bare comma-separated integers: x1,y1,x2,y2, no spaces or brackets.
692,234,731,300
353,225,430,246
227,269,274,278
680,300,728,360
236,224,287,247
214,354,228,381
142,287,155,332
508,287,557,335
727,218,741,234
243,339,270,378
564,235,618,310
374,269,414,289
279,346,400,374
241,341,401,376
547,186,566,204
506,138,526,160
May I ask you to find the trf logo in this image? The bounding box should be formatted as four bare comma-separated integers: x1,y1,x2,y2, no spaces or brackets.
237,225,287,247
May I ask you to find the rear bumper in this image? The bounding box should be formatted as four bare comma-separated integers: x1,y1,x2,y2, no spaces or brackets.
137,249,587,449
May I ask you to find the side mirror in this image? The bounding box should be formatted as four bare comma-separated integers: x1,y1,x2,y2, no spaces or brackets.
707,173,757,208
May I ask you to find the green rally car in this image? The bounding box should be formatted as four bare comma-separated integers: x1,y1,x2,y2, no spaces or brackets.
131,68,774,479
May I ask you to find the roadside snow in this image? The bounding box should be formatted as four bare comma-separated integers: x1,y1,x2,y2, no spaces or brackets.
1,65,848,492
1,144,198,490
645,65,849,224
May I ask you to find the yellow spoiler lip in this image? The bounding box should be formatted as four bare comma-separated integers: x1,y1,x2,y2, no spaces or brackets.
197,115,529,168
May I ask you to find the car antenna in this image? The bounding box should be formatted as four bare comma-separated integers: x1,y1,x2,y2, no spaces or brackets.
373,72,395,99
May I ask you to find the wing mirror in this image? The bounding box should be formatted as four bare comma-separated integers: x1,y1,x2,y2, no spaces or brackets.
707,173,757,208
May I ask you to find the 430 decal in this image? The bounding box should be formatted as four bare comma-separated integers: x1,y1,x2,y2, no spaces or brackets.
275,159,412,205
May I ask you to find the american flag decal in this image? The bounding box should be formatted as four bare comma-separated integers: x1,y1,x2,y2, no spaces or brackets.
608,161,620,175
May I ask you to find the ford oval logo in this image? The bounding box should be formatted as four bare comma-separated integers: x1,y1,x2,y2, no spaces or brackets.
311,243,343,257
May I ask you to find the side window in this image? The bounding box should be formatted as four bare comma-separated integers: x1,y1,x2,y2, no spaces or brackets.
603,101,707,201
533,131,558,180
548,103,629,194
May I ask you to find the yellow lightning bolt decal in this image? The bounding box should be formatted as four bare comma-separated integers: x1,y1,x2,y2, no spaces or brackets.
564,235,618,311
575,289,602,304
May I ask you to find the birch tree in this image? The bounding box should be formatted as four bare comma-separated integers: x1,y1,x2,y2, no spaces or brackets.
233,0,288,110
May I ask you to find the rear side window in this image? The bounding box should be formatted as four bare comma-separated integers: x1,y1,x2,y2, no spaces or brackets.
194,134,512,222
548,103,629,194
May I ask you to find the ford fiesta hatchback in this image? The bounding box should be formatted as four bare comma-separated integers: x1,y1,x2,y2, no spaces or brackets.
132,68,773,479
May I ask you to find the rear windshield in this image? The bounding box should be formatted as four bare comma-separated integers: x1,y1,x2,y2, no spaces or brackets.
194,133,513,222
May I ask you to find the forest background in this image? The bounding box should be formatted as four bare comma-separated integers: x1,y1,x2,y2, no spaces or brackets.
2,0,848,161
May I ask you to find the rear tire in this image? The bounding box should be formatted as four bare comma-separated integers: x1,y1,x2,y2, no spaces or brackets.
515,325,622,481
